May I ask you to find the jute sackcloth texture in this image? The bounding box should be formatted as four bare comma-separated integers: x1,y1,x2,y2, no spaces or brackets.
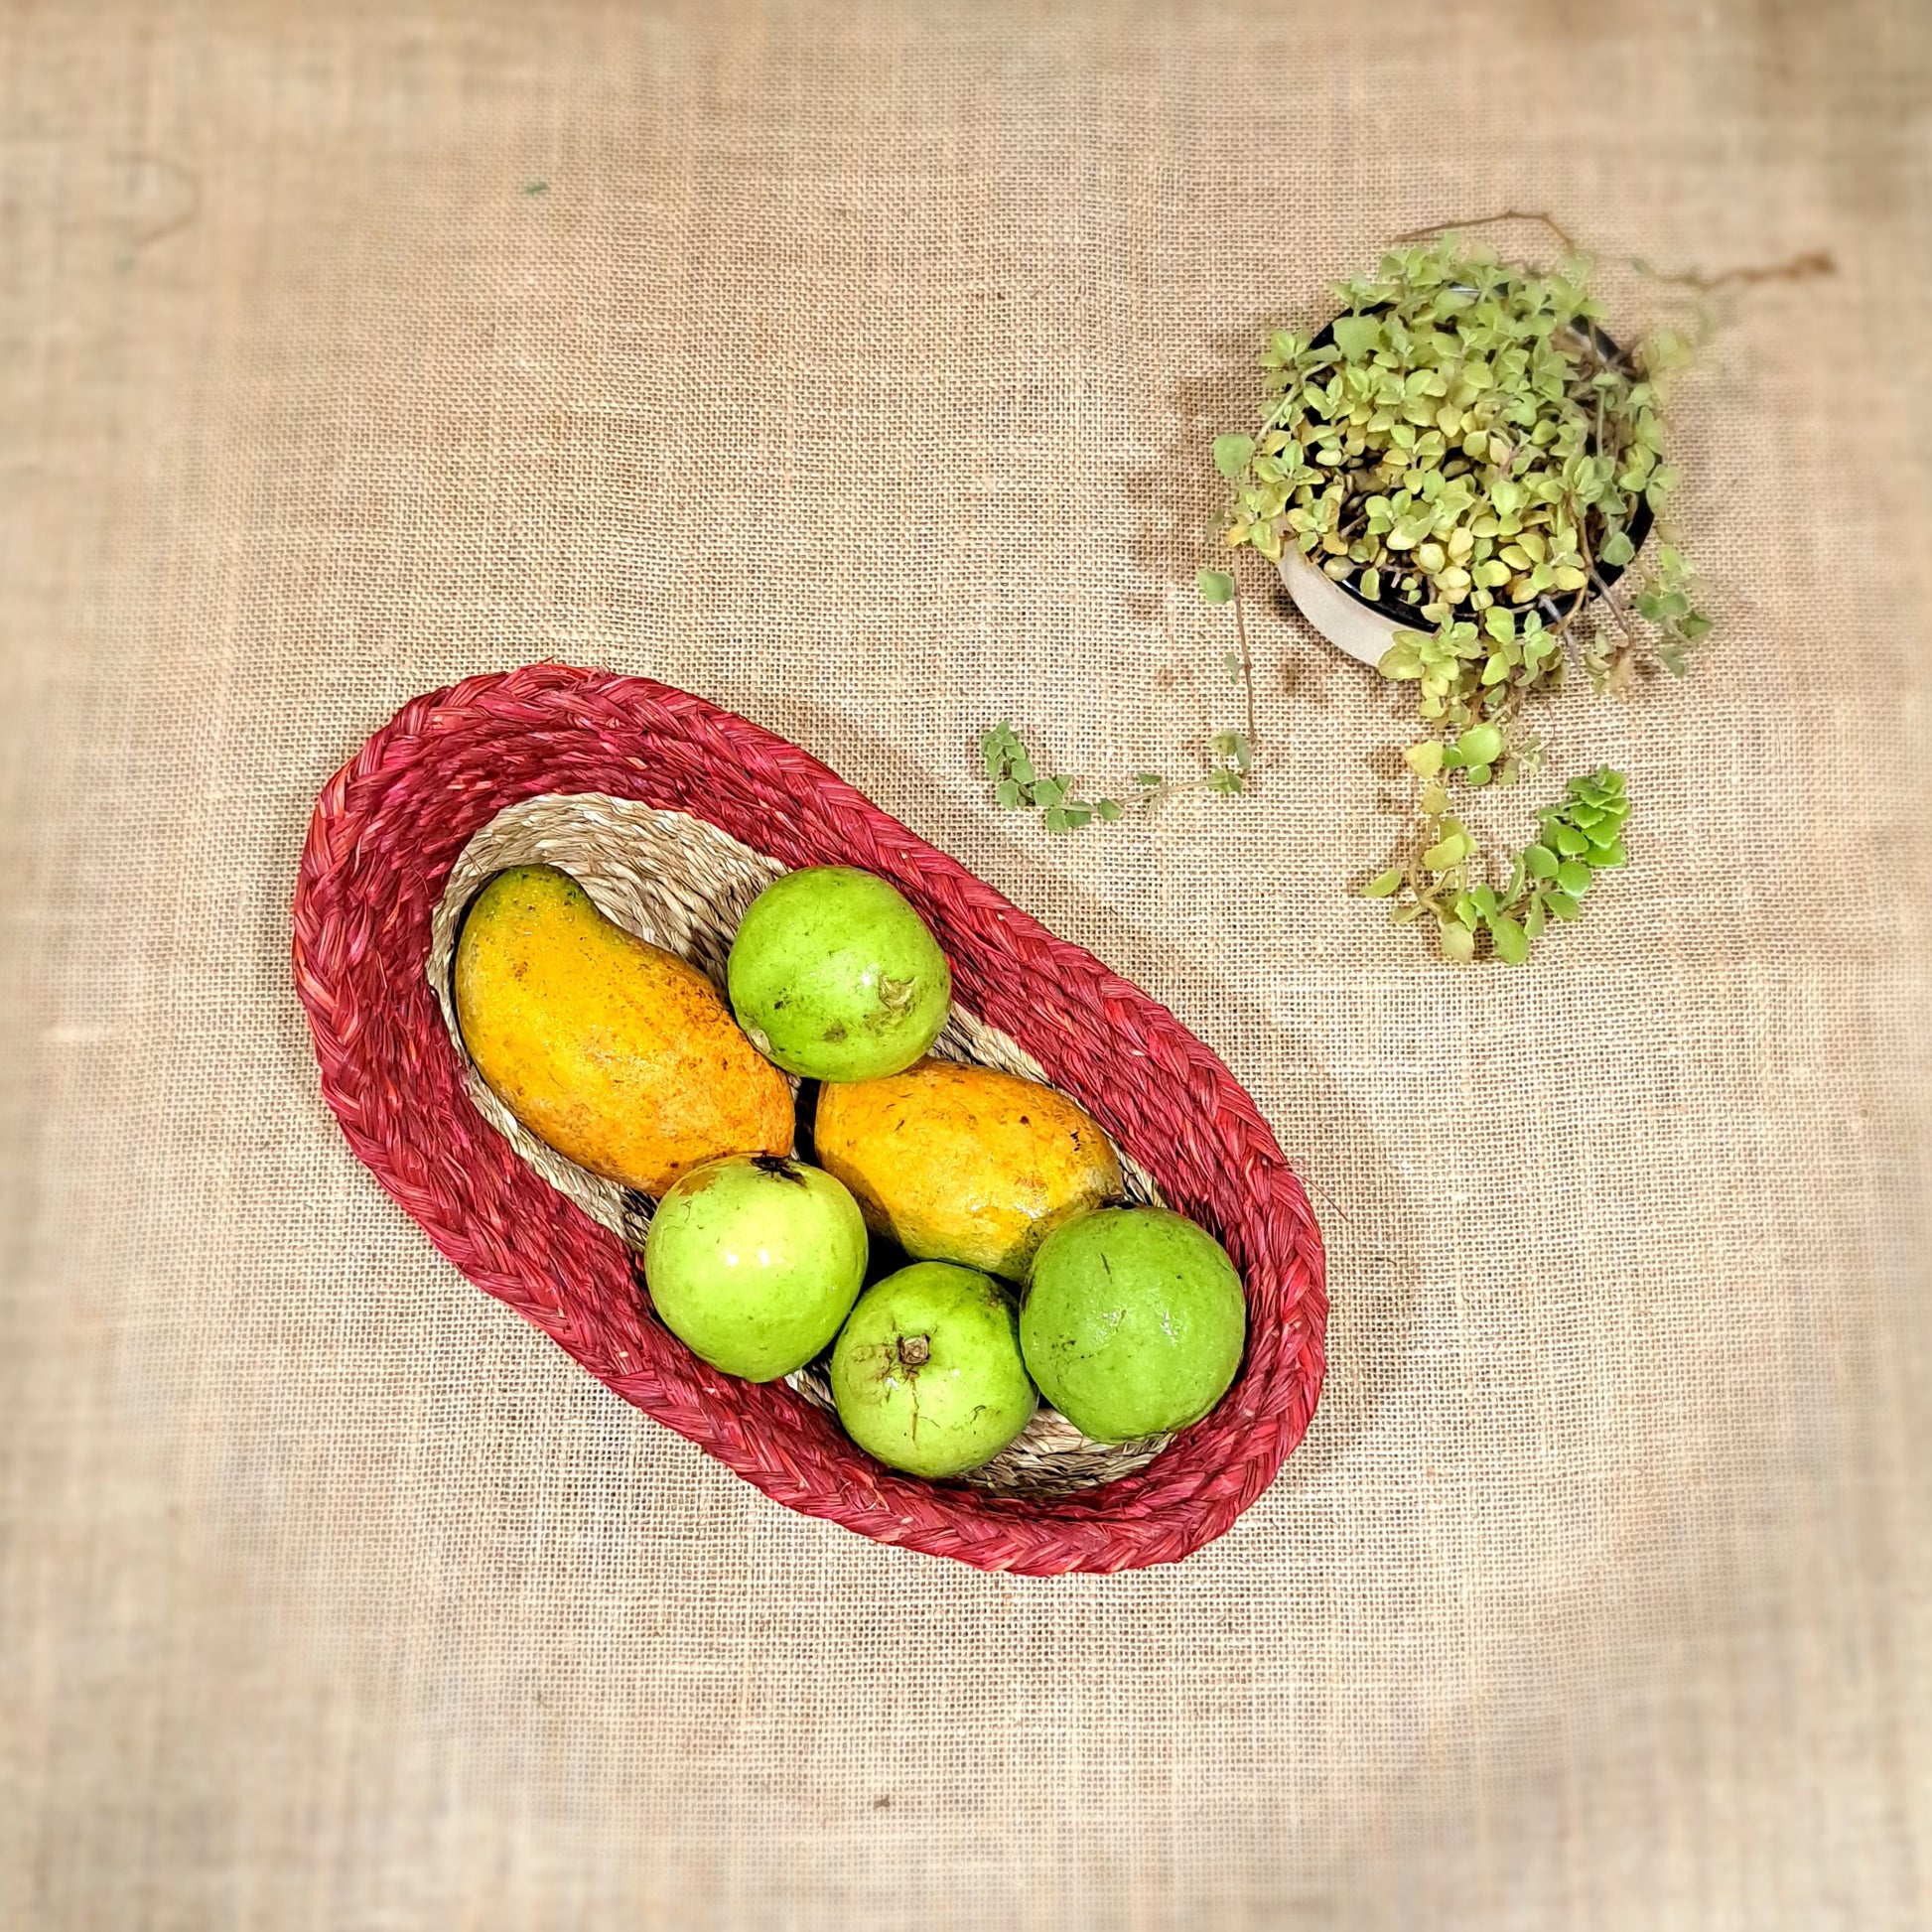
2,1,1927,1926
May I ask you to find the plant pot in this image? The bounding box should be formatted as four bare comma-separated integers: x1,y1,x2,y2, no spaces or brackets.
1276,314,1655,668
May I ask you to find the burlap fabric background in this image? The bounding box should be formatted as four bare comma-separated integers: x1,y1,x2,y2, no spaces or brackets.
3,2,1927,1926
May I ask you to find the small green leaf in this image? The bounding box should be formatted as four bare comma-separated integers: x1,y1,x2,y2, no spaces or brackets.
1422,835,1466,872
1420,781,1449,816
1196,568,1237,605
1599,529,1636,569
1211,730,1253,772
1457,723,1504,766
1488,912,1530,964
1135,771,1164,788
1523,843,1559,880
1044,805,1069,833
1359,569,1382,603
1097,798,1125,822
1545,890,1583,921
1555,823,1588,857
1404,741,1445,779
1378,637,1425,679
1464,762,1492,788
1557,861,1592,896
1589,839,1629,868
1212,434,1255,481
1225,650,1244,684
1031,777,1065,810
1332,315,1382,360
995,778,1022,808
1362,868,1404,898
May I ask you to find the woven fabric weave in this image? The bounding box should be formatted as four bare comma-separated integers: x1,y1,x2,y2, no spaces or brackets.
2,2,1928,1927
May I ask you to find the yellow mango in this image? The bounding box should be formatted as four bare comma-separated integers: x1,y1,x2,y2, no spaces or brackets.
454,866,792,1196
814,1060,1121,1280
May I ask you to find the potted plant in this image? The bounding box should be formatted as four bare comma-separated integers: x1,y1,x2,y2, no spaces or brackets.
1210,225,1713,959
976,219,1822,963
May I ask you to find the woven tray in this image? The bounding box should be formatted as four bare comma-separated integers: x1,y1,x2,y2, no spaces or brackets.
293,665,1326,1573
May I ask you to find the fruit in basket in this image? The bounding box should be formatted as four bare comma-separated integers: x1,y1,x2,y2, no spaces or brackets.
814,1061,1121,1280
727,867,951,1081
1021,1207,1245,1443
643,1154,868,1380
455,866,792,1195
829,1262,1036,1477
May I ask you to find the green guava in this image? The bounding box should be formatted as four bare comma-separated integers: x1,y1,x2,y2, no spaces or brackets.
643,1154,868,1381
727,867,951,1082
1020,1207,1245,1442
829,1262,1036,1478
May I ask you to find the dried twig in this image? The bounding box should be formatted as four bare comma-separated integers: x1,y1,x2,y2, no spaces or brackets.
1231,580,1257,755
1389,207,1580,255
1633,248,1836,294
1390,212,1835,302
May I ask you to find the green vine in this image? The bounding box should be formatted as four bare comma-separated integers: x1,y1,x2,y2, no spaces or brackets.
1364,765,1629,963
980,565,1256,831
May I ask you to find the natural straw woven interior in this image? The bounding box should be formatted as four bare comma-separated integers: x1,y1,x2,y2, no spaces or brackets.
428,792,1172,1498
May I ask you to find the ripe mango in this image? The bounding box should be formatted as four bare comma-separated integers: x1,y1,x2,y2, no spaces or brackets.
813,1060,1122,1280
454,866,793,1196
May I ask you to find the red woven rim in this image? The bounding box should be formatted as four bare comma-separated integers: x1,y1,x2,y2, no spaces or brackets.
291,664,1326,1574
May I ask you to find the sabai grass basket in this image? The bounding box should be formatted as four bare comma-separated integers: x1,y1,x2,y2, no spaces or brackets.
292,664,1326,1574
